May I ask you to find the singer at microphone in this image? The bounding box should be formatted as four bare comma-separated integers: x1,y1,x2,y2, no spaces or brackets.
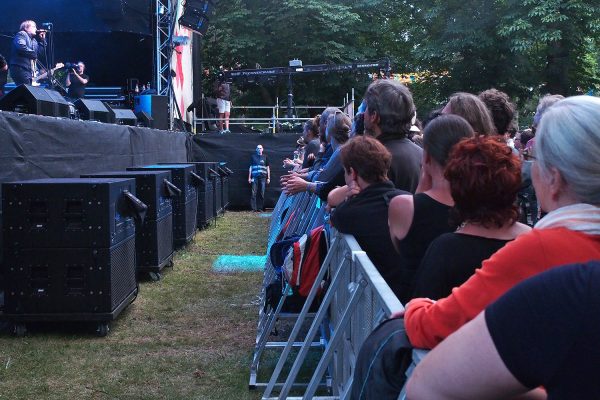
9,20,47,86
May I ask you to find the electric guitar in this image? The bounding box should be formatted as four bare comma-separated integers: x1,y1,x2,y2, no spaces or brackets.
32,62,64,86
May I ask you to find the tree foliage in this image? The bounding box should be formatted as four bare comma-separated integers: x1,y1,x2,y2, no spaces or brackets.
202,0,600,120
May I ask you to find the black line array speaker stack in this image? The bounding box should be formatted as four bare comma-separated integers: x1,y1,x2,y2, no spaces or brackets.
217,162,233,212
178,162,215,228
1,178,144,336
128,165,201,247
82,171,178,280
192,162,221,219
0,84,70,118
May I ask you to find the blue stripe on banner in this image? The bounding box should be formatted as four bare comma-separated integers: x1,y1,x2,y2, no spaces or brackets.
212,255,267,272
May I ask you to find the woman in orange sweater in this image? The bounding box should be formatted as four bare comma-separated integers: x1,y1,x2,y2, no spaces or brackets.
403,95,600,350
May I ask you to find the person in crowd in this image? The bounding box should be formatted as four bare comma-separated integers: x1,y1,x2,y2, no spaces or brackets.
282,139,305,171
9,20,46,86
406,261,600,399
328,136,406,296
0,53,8,96
442,92,497,135
478,88,515,136
66,61,89,99
283,111,351,200
388,114,475,304
363,79,423,193
350,111,364,138
301,116,321,168
412,136,531,300
248,144,270,212
402,95,600,350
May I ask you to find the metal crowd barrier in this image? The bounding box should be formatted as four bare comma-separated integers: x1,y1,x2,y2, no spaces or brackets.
252,192,404,399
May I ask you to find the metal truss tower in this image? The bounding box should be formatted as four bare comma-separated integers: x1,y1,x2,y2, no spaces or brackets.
155,0,177,127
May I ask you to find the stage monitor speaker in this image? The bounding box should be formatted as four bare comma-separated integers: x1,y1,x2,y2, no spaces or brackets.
135,111,154,128
74,99,111,123
0,84,70,118
134,95,168,130
103,103,138,126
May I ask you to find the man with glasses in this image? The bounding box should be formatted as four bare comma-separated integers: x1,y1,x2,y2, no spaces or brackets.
248,144,270,212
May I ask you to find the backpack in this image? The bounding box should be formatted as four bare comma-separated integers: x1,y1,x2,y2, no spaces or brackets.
282,225,329,297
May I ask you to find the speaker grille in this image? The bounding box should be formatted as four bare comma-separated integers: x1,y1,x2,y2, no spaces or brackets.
157,214,174,263
184,196,198,241
110,236,137,309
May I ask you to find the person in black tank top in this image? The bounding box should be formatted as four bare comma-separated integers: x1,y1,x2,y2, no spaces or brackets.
412,136,531,300
389,115,475,304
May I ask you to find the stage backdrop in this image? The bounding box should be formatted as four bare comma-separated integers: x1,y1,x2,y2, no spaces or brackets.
0,0,152,35
191,133,301,210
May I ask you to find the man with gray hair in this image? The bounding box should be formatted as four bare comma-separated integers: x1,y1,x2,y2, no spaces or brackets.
9,20,46,86
362,79,423,193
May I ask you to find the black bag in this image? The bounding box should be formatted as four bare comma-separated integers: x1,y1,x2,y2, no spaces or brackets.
350,318,413,400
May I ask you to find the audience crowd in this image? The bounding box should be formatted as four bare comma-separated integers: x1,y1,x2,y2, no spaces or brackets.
276,79,600,398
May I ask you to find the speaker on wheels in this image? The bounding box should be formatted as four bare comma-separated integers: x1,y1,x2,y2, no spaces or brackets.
103,103,138,126
128,164,202,247
81,171,178,279
0,84,70,118
1,178,146,336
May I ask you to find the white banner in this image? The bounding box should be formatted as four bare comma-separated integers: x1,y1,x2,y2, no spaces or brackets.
171,1,194,125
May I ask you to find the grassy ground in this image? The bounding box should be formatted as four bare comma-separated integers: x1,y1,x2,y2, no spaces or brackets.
0,211,270,400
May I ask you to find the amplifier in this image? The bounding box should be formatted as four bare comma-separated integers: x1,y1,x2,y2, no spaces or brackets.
3,234,137,319
81,171,175,220
2,178,141,249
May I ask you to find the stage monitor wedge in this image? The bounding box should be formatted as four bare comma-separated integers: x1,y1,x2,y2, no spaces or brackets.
74,99,112,123
0,84,70,118
103,103,138,126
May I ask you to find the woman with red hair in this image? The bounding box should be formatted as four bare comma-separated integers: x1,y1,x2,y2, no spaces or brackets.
412,136,531,300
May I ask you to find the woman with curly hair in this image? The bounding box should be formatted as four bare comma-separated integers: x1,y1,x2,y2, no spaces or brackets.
412,136,531,300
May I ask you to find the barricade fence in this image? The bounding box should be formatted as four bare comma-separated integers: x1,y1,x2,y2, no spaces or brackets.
252,192,404,399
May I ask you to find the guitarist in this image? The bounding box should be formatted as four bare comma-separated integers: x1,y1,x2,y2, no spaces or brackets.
9,20,47,86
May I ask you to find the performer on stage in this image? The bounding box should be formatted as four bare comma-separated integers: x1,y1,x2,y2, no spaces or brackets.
66,62,89,99
9,20,46,86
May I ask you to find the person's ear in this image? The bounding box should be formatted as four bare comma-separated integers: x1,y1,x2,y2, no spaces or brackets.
349,167,358,182
547,166,567,201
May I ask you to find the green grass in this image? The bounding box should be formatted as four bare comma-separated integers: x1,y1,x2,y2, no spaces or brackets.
0,211,270,400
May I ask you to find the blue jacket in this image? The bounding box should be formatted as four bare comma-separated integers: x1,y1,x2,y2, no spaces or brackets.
10,31,46,70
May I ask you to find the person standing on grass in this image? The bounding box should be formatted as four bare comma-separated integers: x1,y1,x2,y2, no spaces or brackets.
249,144,270,212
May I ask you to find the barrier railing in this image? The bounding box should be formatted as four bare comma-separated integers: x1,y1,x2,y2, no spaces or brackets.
252,192,404,399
